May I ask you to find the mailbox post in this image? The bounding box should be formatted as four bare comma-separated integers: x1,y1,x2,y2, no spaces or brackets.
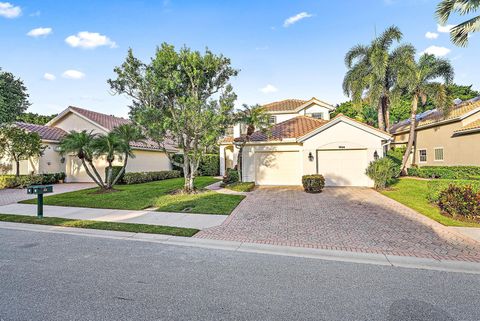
27,185,53,218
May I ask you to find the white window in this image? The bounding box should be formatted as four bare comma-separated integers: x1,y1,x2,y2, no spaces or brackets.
434,148,444,161
269,116,276,124
309,112,324,119
419,149,427,163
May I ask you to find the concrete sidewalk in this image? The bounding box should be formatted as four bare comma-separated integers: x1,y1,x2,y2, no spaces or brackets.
0,203,227,230
1,221,480,275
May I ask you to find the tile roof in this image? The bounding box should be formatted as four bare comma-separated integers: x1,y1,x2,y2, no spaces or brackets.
69,106,130,131
263,99,307,112
454,119,480,134
15,122,67,142
247,116,328,142
390,97,480,134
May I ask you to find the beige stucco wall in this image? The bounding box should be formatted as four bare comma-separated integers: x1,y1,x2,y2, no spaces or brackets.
38,143,65,174
52,112,106,134
272,105,331,123
392,114,480,166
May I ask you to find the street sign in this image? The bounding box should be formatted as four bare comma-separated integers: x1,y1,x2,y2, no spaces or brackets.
26,185,53,218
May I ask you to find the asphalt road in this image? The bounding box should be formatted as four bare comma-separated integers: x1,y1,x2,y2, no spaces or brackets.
1,228,479,321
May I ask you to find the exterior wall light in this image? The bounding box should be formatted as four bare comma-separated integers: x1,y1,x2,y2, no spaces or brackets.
60,157,66,164
374,150,379,160
308,152,314,162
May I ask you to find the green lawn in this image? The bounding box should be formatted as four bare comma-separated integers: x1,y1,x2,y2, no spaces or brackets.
380,178,480,227
20,177,243,214
224,182,256,192
0,214,198,237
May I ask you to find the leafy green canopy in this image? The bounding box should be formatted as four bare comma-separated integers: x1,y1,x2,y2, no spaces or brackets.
108,43,238,192
0,68,30,124
17,112,57,125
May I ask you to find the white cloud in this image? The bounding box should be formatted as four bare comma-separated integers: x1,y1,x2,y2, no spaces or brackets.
65,31,117,49
43,72,57,81
283,12,313,27
422,45,451,57
43,73,56,81
62,70,85,80
260,84,278,93
0,2,21,18
425,31,438,39
27,27,52,37
437,24,455,33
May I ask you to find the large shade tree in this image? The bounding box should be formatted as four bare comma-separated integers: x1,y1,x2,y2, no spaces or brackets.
0,68,30,124
233,104,270,181
437,0,480,47
396,54,454,174
343,26,415,131
0,125,45,176
108,44,238,193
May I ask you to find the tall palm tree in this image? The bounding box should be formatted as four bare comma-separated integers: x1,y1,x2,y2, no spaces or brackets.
110,123,145,186
233,104,270,181
343,26,415,131
60,130,105,188
437,0,480,47
397,54,454,174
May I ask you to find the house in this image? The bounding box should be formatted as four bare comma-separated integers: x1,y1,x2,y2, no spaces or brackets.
390,96,480,166
220,97,391,187
0,106,177,182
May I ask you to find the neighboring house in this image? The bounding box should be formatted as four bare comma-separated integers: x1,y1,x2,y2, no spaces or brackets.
0,106,177,182
390,96,480,166
220,98,391,187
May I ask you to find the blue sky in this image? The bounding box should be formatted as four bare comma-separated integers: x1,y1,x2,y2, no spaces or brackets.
0,0,478,117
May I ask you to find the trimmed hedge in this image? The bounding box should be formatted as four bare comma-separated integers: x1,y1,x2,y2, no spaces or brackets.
438,184,480,219
172,154,220,176
408,166,480,180
122,170,181,185
0,172,66,189
427,179,480,202
302,175,325,193
223,169,239,184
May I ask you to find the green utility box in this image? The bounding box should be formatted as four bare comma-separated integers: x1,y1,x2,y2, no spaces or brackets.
27,185,53,218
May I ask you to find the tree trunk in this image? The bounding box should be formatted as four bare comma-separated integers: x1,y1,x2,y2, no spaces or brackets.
184,174,195,193
400,94,419,175
377,100,385,131
88,160,105,188
105,161,113,189
80,159,103,187
182,153,194,193
383,96,390,131
111,154,128,186
236,145,244,181
15,160,20,177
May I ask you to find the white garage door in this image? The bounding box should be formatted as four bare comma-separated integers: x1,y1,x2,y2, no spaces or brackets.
317,149,370,186
255,151,301,185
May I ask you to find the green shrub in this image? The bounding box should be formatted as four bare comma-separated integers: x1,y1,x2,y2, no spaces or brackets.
302,174,325,193
223,169,239,184
106,166,124,184
122,170,181,185
0,172,66,189
172,154,219,176
386,147,405,174
365,157,398,190
426,179,480,202
408,166,480,180
438,184,480,219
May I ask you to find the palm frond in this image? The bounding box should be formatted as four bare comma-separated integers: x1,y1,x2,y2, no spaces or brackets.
450,14,480,46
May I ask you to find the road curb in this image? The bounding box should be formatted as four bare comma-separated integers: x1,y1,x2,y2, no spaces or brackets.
1,221,480,274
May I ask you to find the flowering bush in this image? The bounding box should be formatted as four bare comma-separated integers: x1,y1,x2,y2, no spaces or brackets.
438,184,480,219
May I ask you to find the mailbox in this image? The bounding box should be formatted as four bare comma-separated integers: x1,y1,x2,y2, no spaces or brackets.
26,185,53,218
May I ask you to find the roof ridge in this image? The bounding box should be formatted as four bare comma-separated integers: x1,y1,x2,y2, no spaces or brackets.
263,98,307,106
69,105,129,121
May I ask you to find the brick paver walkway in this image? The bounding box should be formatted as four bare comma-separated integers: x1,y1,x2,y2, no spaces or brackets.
0,183,95,206
195,187,480,262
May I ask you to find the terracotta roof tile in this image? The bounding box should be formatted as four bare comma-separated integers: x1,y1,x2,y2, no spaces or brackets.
390,97,480,134
263,99,307,112
15,122,67,141
248,116,328,142
454,119,480,134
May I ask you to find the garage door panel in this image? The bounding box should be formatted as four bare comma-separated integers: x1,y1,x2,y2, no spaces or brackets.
317,150,369,186
255,152,301,185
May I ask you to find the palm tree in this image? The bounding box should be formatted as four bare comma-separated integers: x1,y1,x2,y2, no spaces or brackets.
110,123,145,186
91,132,124,189
233,104,270,181
343,26,415,131
397,54,454,174
436,0,480,47
60,130,105,188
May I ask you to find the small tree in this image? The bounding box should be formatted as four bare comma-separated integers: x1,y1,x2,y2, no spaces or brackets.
108,44,238,193
0,68,30,124
396,54,454,174
233,104,270,181
0,125,45,176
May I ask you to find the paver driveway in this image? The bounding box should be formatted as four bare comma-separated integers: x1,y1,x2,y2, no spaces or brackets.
196,187,480,262
0,183,95,206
